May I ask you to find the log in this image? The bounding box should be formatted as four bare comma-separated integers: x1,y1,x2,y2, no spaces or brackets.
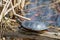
3,27,60,39
3,31,60,39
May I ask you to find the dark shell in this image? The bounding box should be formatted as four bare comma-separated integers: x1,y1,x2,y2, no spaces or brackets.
22,21,48,31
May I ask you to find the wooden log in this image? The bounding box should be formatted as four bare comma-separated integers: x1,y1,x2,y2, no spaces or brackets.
39,32,60,39
3,31,60,39
3,27,60,40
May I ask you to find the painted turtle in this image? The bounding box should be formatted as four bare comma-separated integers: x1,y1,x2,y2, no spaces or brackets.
22,20,48,31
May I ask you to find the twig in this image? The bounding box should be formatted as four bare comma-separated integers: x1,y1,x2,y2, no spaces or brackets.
4,0,22,16
5,17,16,22
20,0,25,9
14,14,31,20
10,0,31,20
0,0,8,22
0,0,11,22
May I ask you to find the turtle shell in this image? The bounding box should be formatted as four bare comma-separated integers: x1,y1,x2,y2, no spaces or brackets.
22,21,48,31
